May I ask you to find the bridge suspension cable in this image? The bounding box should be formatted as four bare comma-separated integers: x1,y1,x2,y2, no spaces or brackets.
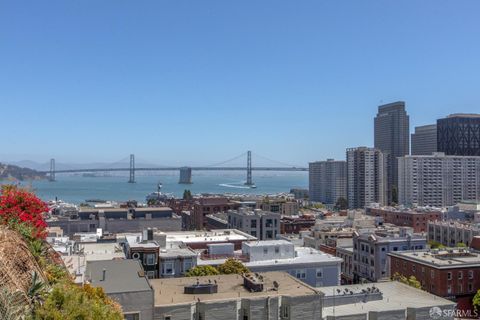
251,152,301,168
204,152,248,167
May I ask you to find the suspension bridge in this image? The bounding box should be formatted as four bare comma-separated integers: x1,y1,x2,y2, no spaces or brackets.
43,151,308,185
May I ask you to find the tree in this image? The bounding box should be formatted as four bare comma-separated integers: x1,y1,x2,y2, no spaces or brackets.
185,265,220,277
334,197,348,211
392,272,422,289
473,289,480,311
428,240,445,249
217,258,250,275
457,242,467,248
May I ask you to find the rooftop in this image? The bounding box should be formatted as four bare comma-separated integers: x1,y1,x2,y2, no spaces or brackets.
150,271,320,306
242,239,292,247
388,248,480,268
86,260,152,294
160,229,256,244
321,281,454,317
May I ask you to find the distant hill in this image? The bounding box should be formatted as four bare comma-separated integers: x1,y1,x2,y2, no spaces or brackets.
0,163,46,181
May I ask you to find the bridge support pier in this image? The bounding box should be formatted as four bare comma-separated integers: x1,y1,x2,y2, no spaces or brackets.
128,154,135,183
179,167,192,184
244,150,255,187
49,158,55,182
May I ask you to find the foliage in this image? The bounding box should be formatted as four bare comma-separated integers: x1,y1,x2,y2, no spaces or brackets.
217,258,250,275
186,259,250,277
392,272,422,289
33,281,123,320
183,189,193,201
473,289,480,312
0,186,48,240
185,265,220,277
0,287,28,320
27,271,47,308
457,242,467,248
334,197,348,211
428,240,445,249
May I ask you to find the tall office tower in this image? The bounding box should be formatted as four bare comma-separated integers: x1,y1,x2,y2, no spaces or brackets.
437,114,480,156
374,101,410,203
398,153,480,207
346,147,387,209
308,159,347,205
411,124,437,155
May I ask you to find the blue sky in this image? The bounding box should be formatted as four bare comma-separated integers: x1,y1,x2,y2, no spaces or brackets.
1,1,480,166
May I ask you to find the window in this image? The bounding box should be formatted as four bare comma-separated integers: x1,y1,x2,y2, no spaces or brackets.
162,261,174,275
393,247,398,251
447,285,452,294
145,253,156,266
316,268,323,278
125,313,140,320
251,231,257,237
412,265,416,273
146,271,156,279
469,283,474,292
431,270,435,279
184,261,193,272
263,248,268,255
266,230,274,239
275,246,280,254
251,220,257,228
281,305,290,319
447,272,452,280
458,283,463,293
458,271,463,280
469,270,474,279
296,269,306,279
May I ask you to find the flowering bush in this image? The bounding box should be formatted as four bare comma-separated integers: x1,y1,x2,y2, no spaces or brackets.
0,185,48,239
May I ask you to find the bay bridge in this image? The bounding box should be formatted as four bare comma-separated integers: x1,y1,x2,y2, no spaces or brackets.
43,151,308,185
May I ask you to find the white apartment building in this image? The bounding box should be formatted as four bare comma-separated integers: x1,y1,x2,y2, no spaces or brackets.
398,152,480,207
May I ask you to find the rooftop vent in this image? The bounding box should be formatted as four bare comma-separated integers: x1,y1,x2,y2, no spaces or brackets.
184,283,218,295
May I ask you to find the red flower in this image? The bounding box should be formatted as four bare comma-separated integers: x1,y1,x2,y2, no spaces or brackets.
0,186,48,239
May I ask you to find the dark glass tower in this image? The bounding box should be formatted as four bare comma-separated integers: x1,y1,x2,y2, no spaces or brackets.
374,101,410,204
437,114,480,156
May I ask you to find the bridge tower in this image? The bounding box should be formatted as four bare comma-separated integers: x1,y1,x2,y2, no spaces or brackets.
244,150,254,186
49,158,55,182
128,154,135,183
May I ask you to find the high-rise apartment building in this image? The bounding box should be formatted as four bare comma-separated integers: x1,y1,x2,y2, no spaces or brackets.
398,153,480,207
411,124,437,155
374,101,410,203
309,159,347,205
437,114,480,156
346,147,387,209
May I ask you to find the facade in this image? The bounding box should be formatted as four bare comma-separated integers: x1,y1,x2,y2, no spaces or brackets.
280,215,316,234
366,206,441,233
308,159,347,205
336,246,354,284
151,272,323,320
427,220,480,247
227,208,281,240
86,260,155,320
374,101,410,203
398,153,480,207
191,197,240,230
198,240,342,288
346,147,387,209
353,229,427,282
259,199,299,216
437,114,480,156
411,124,437,155
389,248,480,311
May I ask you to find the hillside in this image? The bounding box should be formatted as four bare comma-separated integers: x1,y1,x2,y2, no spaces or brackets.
0,163,46,180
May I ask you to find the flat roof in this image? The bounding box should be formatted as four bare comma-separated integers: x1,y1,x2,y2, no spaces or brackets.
86,260,152,294
321,281,455,317
242,240,292,247
150,272,320,306
388,249,480,268
161,229,256,244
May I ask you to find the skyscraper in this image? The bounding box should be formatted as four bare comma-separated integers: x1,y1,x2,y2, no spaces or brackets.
411,124,437,155
309,159,347,206
437,114,480,156
346,147,387,209
374,101,410,203
398,153,480,207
